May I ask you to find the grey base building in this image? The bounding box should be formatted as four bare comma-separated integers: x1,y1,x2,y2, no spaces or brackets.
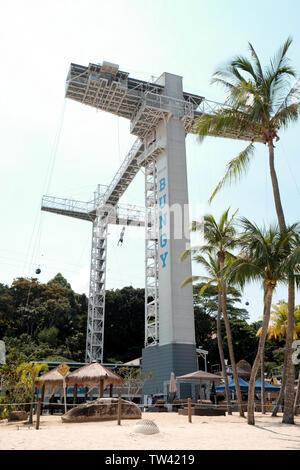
142,343,198,399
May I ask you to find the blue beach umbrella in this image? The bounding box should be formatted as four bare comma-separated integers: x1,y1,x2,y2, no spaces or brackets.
254,377,280,392
216,377,249,393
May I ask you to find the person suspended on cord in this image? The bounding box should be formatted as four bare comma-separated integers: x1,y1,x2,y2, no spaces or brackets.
117,226,126,246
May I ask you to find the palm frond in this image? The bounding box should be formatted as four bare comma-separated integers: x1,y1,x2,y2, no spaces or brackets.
180,245,203,262
209,143,255,203
180,275,203,289
196,280,216,298
274,79,300,113
272,100,300,130
269,36,295,80
248,42,264,84
191,220,204,232
231,55,257,82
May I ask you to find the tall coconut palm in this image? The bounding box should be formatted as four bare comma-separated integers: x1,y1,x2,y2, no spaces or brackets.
196,38,300,424
279,243,300,422
257,300,300,414
181,209,245,416
180,253,232,415
228,218,297,425
258,300,300,417
196,37,300,228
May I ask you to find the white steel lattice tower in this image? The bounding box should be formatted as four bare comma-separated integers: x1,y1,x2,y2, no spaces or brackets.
41,188,146,363
144,159,159,346
86,213,108,362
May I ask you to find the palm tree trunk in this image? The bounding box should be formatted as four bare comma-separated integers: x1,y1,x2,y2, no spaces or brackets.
268,142,286,232
294,369,300,416
28,385,35,425
261,347,266,414
272,354,287,416
282,275,295,424
217,289,232,415
221,288,244,417
267,131,287,419
248,284,274,425
261,293,267,415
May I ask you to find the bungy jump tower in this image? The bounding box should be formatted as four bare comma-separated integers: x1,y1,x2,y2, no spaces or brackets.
41,61,261,397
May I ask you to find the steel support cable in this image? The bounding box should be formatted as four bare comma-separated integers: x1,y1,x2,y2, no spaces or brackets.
22,98,66,280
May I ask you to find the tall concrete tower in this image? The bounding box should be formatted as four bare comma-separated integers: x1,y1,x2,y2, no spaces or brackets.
43,60,259,396
141,72,197,395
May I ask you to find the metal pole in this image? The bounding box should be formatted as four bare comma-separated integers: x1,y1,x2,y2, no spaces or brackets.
188,398,192,423
63,377,67,414
117,396,122,425
35,398,42,430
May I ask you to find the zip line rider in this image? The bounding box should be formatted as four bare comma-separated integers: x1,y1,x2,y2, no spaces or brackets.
117,226,126,246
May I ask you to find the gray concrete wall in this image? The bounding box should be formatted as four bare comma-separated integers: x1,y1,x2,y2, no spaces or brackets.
142,343,198,397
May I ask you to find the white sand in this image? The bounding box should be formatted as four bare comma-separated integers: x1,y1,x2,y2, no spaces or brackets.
0,412,299,450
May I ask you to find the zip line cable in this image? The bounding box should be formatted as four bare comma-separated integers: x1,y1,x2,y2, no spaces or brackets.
117,117,121,164
22,98,66,279
44,98,67,195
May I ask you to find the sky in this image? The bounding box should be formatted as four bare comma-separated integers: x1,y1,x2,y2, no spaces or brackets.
1,0,300,324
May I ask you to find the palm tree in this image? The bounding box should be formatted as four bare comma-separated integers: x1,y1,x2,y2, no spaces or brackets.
181,209,245,416
16,362,48,424
180,253,232,415
195,37,300,229
257,301,300,340
258,300,300,417
279,243,300,422
257,301,300,414
228,218,296,425
196,38,300,424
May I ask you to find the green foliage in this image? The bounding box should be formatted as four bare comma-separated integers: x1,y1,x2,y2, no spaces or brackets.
0,276,144,364
103,286,145,363
0,349,31,410
0,271,286,373
47,273,71,289
192,283,258,366
117,366,153,400
0,275,88,362
37,327,59,347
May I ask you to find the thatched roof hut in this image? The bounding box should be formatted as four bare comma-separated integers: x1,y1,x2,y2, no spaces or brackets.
66,360,123,387
236,360,252,378
65,360,124,400
177,370,222,381
176,370,222,403
36,366,68,391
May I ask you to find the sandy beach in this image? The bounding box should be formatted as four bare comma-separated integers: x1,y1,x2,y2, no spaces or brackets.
0,412,299,450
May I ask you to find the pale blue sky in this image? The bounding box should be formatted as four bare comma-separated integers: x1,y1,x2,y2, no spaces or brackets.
1,0,300,322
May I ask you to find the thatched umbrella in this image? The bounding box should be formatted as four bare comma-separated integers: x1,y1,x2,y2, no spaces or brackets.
36,366,70,412
236,360,252,378
65,360,124,403
177,370,222,403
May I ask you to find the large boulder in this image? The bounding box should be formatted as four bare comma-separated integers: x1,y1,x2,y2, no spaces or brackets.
61,398,141,423
8,411,28,422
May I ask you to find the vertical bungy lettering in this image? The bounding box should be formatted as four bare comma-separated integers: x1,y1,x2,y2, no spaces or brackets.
159,176,168,268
